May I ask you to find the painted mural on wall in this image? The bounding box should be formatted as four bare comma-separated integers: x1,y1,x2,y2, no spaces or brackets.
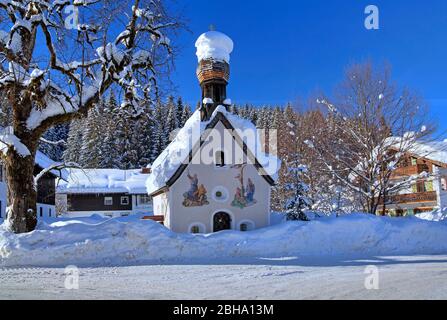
183,171,209,207
231,164,257,209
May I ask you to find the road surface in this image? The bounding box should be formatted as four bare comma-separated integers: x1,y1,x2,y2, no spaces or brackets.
1,255,447,299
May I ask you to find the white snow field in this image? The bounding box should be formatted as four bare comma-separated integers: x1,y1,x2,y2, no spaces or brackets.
1,214,447,268
1,213,447,299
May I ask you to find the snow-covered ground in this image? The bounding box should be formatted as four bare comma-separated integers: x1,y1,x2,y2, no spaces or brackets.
1,213,447,299
1,213,447,268
416,208,447,222
1,255,447,299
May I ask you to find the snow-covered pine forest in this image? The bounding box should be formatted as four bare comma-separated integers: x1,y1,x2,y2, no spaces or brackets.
1,61,437,218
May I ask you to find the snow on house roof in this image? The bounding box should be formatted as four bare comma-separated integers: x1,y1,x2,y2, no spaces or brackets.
404,141,447,164
195,31,234,63
146,106,280,195
386,136,447,164
58,168,150,195
35,151,69,180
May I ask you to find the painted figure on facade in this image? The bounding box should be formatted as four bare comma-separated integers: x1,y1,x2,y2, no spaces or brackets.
183,171,209,207
231,165,257,209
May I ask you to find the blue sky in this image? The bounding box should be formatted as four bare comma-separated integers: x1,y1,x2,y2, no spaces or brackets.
169,0,447,135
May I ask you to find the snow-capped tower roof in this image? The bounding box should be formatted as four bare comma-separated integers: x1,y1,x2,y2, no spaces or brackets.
195,31,234,63
195,30,233,121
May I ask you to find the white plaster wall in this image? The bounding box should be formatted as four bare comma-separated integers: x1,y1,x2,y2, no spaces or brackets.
153,192,170,227
167,121,271,233
0,181,6,220
37,204,56,218
64,210,133,218
437,168,447,209
0,182,56,221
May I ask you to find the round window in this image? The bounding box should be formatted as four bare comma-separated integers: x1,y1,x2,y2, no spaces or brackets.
212,187,229,202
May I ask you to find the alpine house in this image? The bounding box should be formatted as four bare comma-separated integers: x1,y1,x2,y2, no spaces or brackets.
146,30,280,233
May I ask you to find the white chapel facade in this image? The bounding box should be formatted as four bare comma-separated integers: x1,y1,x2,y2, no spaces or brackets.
146,30,279,233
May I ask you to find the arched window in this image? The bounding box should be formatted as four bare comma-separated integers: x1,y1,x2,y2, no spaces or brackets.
190,224,205,234
191,226,200,234
215,151,225,167
239,221,255,232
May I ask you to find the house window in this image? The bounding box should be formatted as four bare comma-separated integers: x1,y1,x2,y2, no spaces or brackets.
191,226,200,234
411,158,417,166
0,200,2,218
190,223,205,234
212,186,229,202
121,196,129,205
39,207,43,217
416,181,426,193
239,221,254,231
442,178,447,191
138,195,151,206
104,197,113,206
49,208,52,217
215,151,225,167
0,164,3,182
412,184,418,193
415,181,434,193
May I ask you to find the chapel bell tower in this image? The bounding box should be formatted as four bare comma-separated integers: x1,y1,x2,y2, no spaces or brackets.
195,30,234,121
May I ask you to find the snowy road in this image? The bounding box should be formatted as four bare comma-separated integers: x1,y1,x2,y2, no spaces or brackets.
1,255,447,300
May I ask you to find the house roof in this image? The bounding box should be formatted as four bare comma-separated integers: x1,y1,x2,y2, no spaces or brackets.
57,168,150,195
35,151,69,180
146,106,280,196
387,137,447,166
405,141,447,165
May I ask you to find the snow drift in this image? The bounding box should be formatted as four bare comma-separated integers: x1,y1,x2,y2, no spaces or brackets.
1,214,447,268
416,208,447,222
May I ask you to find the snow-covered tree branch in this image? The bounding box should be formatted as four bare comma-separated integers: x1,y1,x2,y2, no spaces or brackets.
305,62,437,215
0,0,181,233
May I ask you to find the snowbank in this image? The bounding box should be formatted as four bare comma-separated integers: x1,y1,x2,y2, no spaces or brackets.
416,208,447,222
1,214,447,268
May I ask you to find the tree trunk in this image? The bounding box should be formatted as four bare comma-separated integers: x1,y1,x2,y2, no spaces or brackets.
5,146,38,234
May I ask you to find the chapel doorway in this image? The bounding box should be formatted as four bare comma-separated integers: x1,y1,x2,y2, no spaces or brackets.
213,212,232,232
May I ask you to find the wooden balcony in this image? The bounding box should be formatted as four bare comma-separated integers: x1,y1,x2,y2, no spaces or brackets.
392,164,431,177
142,215,165,224
384,191,437,204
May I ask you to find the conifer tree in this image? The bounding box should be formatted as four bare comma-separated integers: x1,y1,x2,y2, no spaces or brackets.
98,93,120,168
166,95,179,134
63,119,85,164
176,97,184,126
80,104,103,167
180,104,192,127
284,162,311,221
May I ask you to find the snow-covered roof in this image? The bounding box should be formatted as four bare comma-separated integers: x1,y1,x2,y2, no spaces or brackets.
35,151,69,180
195,31,234,63
387,137,447,164
146,106,280,195
58,169,151,195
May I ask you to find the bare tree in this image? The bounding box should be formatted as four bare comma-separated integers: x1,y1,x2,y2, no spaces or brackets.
0,0,180,233
306,62,437,214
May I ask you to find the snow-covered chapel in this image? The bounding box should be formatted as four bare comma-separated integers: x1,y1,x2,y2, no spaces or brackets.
146,30,280,233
